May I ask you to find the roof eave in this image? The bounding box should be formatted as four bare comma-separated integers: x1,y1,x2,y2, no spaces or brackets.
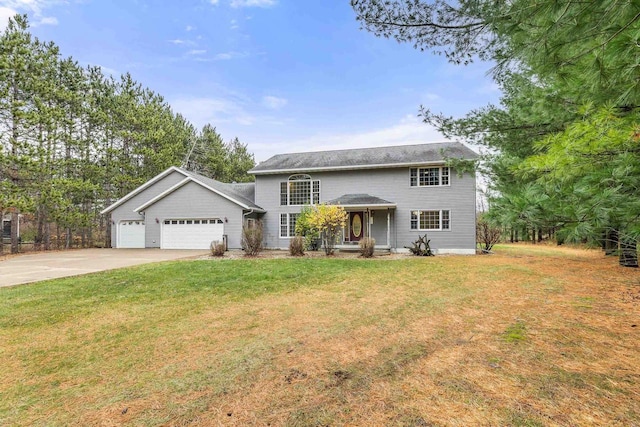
329,203,397,209
249,159,472,175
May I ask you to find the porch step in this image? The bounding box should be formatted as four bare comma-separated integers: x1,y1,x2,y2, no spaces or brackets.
338,246,391,255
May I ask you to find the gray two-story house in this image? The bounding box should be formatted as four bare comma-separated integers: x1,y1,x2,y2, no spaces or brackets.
102,142,478,254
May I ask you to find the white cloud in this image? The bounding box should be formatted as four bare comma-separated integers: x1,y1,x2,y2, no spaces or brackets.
33,15,57,26
186,49,206,55
0,0,64,15
97,64,118,76
476,82,500,95
185,25,194,31
0,6,17,31
168,38,199,47
230,0,276,8
172,96,256,129
248,114,454,162
213,51,247,60
0,0,65,28
209,0,219,4
230,18,238,29
262,95,287,110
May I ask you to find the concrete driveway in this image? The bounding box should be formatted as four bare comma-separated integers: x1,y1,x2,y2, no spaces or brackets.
0,249,209,288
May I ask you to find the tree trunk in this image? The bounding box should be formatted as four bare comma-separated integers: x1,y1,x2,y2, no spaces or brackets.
10,210,19,254
44,219,51,251
36,207,44,251
0,210,4,255
604,228,619,256
619,237,638,268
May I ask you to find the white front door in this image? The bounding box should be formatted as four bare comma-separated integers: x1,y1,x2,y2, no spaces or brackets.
118,220,145,248
161,219,224,249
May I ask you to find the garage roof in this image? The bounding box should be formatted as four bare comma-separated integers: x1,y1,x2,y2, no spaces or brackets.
101,166,264,215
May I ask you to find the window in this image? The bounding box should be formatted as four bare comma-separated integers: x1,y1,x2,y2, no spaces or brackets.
410,210,451,231
280,174,320,205
280,213,299,238
410,167,450,187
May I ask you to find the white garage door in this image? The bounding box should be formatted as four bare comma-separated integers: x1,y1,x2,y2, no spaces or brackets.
118,220,145,248
162,219,224,249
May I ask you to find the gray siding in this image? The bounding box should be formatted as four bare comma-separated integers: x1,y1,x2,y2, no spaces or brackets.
109,171,186,248
254,166,476,252
142,181,246,249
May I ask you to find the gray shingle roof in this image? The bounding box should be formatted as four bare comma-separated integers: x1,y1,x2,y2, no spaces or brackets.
326,194,396,207
179,168,263,211
249,142,477,174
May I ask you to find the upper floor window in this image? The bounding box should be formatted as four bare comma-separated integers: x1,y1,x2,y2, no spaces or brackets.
280,174,320,206
410,166,449,187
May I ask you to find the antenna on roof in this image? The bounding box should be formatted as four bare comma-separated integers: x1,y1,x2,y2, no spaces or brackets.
182,136,198,169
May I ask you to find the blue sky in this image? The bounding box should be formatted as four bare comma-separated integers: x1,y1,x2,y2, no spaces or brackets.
0,0,500,161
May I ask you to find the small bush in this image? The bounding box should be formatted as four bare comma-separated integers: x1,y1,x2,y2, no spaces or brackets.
359,237,375,258
210,240,225,257
289,235,305,256
476,217,501,253
242,220,263,257
405,234,434,256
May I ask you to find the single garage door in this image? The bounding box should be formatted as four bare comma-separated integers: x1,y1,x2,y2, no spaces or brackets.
162,219,224,249
118,220,145,248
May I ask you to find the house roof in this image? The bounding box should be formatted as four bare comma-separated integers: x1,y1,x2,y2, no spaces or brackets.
249,142,477,175
101,166,263,215
178,168,263,211
326,194,396,209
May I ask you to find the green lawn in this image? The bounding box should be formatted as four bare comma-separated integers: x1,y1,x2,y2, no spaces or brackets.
1,246,638,426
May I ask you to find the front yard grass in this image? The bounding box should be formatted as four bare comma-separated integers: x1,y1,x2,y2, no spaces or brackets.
1,245,639,426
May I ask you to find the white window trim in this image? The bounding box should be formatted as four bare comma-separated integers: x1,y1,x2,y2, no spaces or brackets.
410,209,451,231
279,213,299,238
280,175,321,206
409,166,451,187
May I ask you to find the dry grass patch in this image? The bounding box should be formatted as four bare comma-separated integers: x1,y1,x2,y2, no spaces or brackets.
0,244,638,426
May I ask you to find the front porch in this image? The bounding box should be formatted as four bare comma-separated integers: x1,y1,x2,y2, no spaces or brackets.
327,194,396,251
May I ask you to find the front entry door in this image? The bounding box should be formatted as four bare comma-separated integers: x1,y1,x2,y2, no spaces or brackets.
349,212,364,242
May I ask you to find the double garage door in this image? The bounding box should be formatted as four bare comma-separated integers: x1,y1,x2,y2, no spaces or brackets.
161,219,224,250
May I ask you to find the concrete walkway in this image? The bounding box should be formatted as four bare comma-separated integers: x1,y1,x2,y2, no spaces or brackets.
0,248,209,288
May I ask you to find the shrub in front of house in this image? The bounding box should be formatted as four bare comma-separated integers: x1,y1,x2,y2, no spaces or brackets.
242,220,263,257
359,237,375,258
210,240,225,257
289,235,305,256
306,204,348,256
295,206,320,251
405,234,434,256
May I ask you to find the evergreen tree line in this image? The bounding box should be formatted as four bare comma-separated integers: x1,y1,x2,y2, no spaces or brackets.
353,0,640,266
0,15,255,254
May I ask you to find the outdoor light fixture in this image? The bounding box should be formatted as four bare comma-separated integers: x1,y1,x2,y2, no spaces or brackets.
224,217,228,223
155,218,159,224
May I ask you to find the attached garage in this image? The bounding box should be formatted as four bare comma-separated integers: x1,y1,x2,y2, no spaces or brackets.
118,220,145,248
101,166,264,250
161,219,224,249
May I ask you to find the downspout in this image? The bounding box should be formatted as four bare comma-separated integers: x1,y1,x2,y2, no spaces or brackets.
240,209,255,251
242,209,255,226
